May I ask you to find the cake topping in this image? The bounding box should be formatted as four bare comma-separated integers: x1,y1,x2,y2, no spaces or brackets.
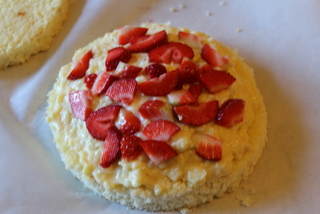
85,105,122,141
142,119,181,142
66,26,246,167
67,50,93,80
139,140,178,165
105,47,131,71
215,99,245,128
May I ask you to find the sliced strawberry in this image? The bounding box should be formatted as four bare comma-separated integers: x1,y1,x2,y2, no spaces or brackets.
127,30,168,53
129,35,150,45
201,44,229,68
91,72,118,96
148,42,194,64
142,119,180,142
85,105,122,141
199,69,236,94
117,65,142,79
194,133,222,160
67,50,93,80
120,135,143,161
173,101,219,126
118,26,148,45
106,78,137,105
188,84,202,101
175,60,200,89
138,69,179,96
139,140,178,164
167,89,196,105
199,63,211,75
100,126,123,168
105,47,131,71
68,90,93,121
215,99,245,128
178,31,202,48
119,110,141,135
145,63,167,79
138,99,173,121
84,73,97,89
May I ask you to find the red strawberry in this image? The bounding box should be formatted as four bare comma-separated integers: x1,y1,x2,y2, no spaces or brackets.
175,60,200,89
138,69,179,96
199,69,236,94
145,63,167,79
117,65,142,79
178,31,202,48
84,73,97,89
68,90,93,121
142,119,180,142
194,133,222,160
105,47,131,71
138,99,173,121
120,135,143,161
129,35,150,45
188,84,202,101
127,30,168,53
148,42,194,64
215,99,245,128
139,140,178,164
91,72,118,96
67,50,93,80
199,63,211,75
173,101,219,126
100,126,123,168
106,78,137,105
167,89,196,105
201,44,229,68
85,105,122,141
119,110,141,135
118,26,148,45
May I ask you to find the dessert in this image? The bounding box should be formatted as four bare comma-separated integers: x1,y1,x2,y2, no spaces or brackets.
0,0,68,70
46,23,267,211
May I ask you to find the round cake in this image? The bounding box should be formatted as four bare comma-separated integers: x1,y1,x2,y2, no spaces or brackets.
46,23,267,212
0,0,68,70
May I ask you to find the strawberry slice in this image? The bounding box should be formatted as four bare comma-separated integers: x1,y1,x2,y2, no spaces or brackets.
120,135,143,161
188,84,202,101
100,126,123,168
67,50,93,80
201,44,229,68
129,35,150,45
167,89,196,106
106,78,137,105
193,133,222,160
105,47,131,71
148,42,194,64
127,30,168,53
85,105,122,141
175,60,200,89
68,90,93,121
91,72,118,96
117,65,142,79
215,99,245,128
139,140,178,164
118,26,148,45
142,119,180,142
84,73,97,89
173,101,219,126
119,110,141,135
178,31,202,48
138,69,179,96
138,99,173,121
199,69,236,94
145,63,167,79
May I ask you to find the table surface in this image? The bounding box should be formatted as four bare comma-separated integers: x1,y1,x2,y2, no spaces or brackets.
1,0,320,213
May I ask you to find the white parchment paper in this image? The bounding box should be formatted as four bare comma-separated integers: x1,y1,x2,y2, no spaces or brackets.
1,0,320,213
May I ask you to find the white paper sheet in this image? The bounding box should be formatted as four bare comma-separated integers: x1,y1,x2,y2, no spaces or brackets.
1,0,320,213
